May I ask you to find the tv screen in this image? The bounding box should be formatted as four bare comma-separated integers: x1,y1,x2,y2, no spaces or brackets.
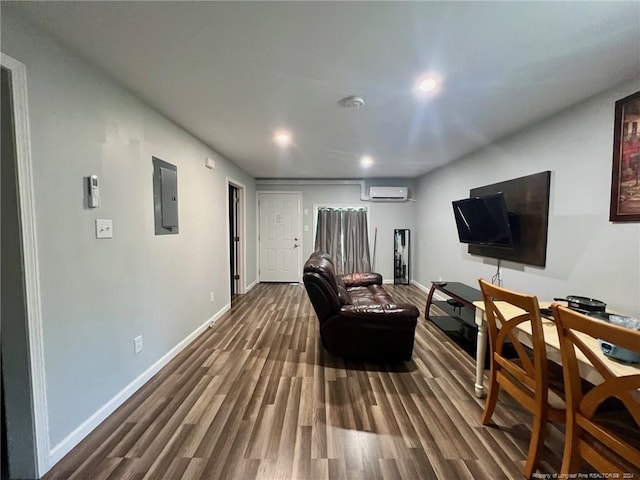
452,193,514,248
469,171,551,267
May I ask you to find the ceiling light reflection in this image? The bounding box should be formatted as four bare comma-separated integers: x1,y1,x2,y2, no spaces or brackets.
360,155,374,168
273,130,292,147
415,74,441,96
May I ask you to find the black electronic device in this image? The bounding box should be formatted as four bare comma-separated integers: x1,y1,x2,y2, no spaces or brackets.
539,307,553,318
452,193,514,248
467,171,551,267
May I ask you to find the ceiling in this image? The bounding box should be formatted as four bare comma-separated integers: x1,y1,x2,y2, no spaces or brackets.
7,1,640,179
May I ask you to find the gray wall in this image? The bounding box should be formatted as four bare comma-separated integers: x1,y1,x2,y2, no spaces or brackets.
257,179,416,281
1,9,256,450
414,80,640,316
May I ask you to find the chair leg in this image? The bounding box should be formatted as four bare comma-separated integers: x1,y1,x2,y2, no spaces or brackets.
561,420,580,475
523,413,546,479
481,367,499,425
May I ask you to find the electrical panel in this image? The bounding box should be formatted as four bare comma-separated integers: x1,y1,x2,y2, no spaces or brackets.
152,157,179,235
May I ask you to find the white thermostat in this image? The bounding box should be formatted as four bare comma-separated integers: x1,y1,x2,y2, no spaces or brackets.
88,175,100,208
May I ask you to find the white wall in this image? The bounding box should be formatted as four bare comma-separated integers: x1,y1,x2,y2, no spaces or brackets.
1,7,256,462
256,180,416,281
414,80,640,316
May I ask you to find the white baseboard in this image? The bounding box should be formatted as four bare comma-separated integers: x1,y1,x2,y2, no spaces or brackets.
432,291,449,301
246,279,258,291
410,280,449,301
48,305,230,467
411,280,429,292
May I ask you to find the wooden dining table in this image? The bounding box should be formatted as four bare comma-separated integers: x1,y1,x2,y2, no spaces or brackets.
471,300,640,398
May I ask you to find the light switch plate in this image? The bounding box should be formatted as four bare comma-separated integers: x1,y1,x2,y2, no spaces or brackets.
96,219,113,239
134,335,143,354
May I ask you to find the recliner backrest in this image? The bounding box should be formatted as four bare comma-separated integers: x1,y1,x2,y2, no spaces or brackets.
303,254,341,322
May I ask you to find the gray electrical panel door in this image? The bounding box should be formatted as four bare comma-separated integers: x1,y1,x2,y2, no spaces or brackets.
152,157,179,235
160,167,178,227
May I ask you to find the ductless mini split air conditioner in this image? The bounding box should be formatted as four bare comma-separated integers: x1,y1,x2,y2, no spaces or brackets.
368,186,409,201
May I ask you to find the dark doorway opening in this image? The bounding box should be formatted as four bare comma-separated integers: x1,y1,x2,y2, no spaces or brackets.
2,372,8,480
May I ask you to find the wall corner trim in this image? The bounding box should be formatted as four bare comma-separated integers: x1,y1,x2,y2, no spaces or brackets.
1,52,51,477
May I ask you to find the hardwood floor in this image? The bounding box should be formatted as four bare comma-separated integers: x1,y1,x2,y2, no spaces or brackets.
43,283,564,480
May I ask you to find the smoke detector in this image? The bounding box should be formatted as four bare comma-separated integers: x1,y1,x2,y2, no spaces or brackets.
338,95,365,108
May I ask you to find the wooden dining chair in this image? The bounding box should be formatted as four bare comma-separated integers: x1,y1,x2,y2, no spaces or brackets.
478,279,565,479
551,304,640,476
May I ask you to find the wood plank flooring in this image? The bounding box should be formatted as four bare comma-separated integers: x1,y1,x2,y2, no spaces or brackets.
43,283,565,480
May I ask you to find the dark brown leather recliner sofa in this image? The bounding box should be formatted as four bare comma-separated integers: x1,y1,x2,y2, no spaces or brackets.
302,252,419,361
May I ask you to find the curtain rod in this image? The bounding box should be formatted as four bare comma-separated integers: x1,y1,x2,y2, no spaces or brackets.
317,206,367,211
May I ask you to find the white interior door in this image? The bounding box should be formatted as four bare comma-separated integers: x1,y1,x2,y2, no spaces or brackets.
258,192,302,282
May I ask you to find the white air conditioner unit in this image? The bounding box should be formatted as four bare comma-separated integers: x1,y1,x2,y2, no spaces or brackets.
368,186,409,201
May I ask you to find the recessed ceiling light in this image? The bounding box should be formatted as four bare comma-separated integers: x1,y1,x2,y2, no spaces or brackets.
360,155,374,168
273,130,292,147
415,74,441,94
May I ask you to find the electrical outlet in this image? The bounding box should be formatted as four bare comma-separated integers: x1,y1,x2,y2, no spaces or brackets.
134,335,143,354
209,292,215,303
95,219,113,239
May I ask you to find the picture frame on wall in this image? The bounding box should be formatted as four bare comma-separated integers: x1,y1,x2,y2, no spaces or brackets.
610,90,640,222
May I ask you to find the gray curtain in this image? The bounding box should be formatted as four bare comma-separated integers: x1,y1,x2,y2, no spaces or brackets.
314,208,343,272
314,207,370,274
343,209,371,273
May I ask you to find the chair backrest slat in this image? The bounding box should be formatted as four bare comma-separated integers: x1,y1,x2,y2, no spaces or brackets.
479,279,547,392
551,303,640,475
494,312,536,375
478,279,565,479
567,330,615,383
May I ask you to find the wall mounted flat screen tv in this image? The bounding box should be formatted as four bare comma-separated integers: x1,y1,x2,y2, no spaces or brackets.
462,171,551,267
452,193,514,248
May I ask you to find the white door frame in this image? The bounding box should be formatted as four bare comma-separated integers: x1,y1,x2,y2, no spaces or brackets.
226,178,246,295
1,52,50,475
257,191,303,283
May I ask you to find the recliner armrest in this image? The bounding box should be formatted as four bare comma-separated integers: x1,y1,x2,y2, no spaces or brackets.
340,272,383,287
339,303,419,326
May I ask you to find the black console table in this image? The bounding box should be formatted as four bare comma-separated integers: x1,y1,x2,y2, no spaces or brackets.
425,281,486,363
